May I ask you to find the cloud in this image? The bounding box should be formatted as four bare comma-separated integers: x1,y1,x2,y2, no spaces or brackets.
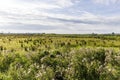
1,7,120,34
92,0,120,5
0,0,120,33
53,0,73,7
1,5,120,34
0,0,62,11
14,0,75,9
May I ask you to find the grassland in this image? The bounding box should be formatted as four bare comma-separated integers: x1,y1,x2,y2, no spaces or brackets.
0,33,120,80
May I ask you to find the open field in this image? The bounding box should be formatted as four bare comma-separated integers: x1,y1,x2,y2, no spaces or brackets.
0,34,120,80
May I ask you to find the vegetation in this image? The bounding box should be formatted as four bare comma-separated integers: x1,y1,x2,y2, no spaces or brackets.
0,33,120,80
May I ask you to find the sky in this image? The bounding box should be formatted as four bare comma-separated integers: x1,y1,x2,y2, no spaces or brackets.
0,0,120,34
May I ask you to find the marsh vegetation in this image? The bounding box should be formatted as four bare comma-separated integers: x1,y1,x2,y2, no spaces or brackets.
0,34,120,80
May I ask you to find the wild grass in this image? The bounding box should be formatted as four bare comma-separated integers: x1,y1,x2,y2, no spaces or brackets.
0,34,120,80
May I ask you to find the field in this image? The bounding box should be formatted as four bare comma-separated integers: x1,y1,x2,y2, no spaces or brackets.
0,34,120,80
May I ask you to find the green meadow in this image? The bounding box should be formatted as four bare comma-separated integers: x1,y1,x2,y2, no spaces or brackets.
0,34,120,80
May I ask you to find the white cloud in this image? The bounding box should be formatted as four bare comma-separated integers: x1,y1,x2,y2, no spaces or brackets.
0,0,61,10
1,6,120,33
0,0,120,33
53,0,73,7
92,0,120,5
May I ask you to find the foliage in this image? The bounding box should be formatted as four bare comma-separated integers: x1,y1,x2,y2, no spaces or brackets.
0,34,120,80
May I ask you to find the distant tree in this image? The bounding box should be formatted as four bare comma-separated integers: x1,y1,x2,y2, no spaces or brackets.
112,32,115,35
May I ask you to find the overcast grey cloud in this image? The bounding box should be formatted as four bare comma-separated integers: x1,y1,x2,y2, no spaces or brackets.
0,0,120,33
